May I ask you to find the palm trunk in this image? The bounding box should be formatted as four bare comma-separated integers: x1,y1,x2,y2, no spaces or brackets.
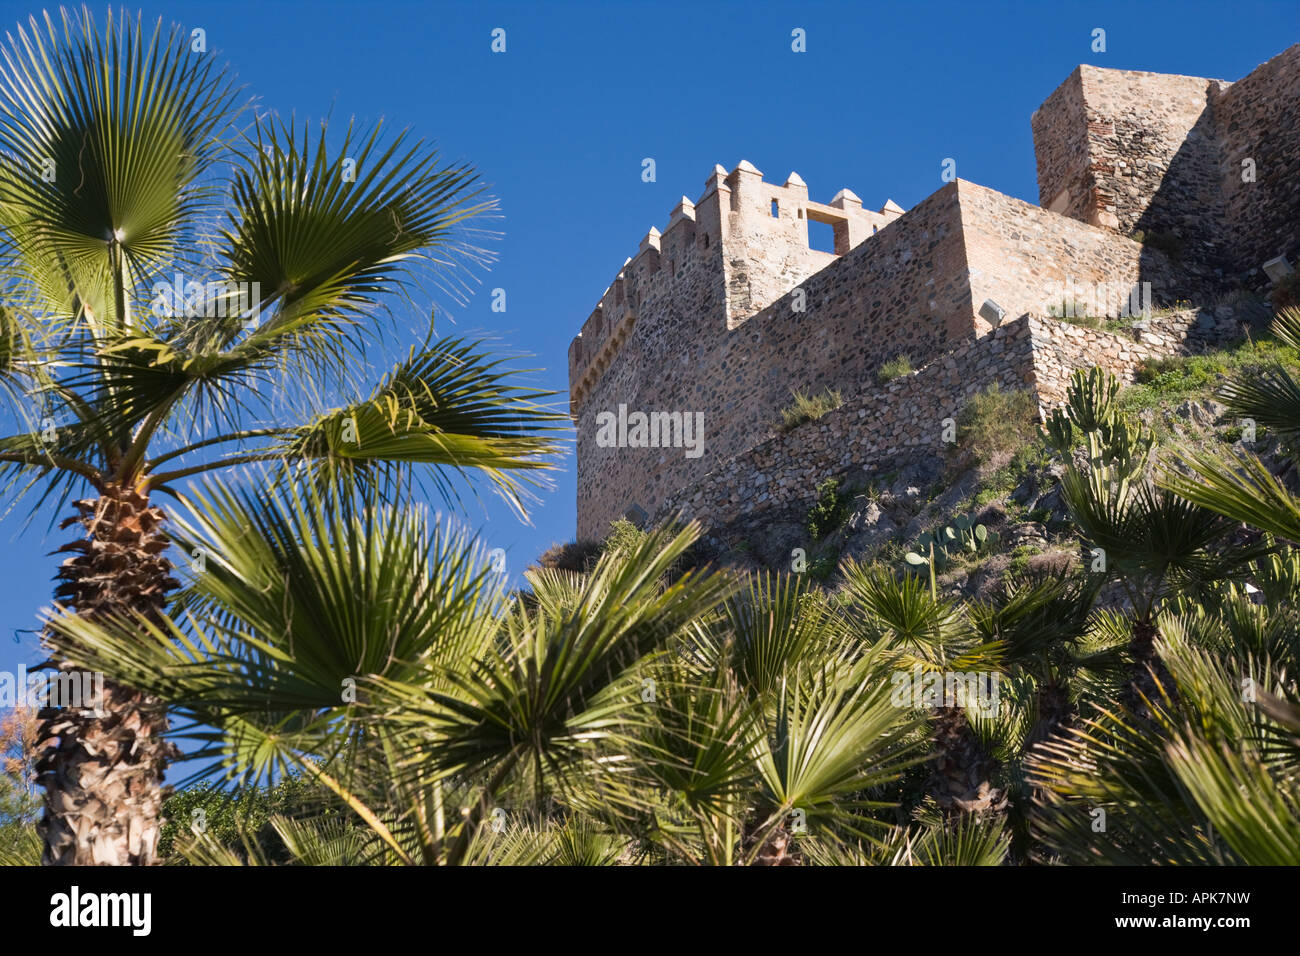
36,487,180,865
741,812,803,866
1020,678,1075,862
1122,619,1172,720
928,707,1007,817
1027,679,1074,746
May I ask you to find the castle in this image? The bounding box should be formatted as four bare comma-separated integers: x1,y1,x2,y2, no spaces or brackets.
569,46,1300,543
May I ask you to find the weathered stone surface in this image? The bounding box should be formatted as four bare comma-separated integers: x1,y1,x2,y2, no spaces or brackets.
1033,46,1299,286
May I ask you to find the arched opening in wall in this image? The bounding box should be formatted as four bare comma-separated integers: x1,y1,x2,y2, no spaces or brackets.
807,218,836,254
770,199,779,218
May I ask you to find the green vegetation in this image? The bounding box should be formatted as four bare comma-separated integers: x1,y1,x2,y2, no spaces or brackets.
157,776,343,864
904,513,1000,585
876,354,914,384
1047,298,1090,321
808,548,840,582
1119,333,1300,414
1052,305,1153,334
806,477,851,540
777,386,844,432
603,517,650,556
956,382,1041,469
0,709,38,866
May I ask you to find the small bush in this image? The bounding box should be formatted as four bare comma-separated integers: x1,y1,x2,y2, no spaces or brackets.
158,776,341,864
603,518,648,556
809,549,840,582
1026,550,1076,579
957,383,1040,469
777,387,843,433
1047,299,1093,321
807,477,850,540
876,354,913,384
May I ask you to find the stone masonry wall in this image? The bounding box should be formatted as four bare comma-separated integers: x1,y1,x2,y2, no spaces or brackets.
1026,302,1270,410
1033,47,1300,287
956,179,1189,325
573,178,972,541
656,316,1040,532
655,306,1264,537
573,176,1201,540
1032,66,1224,245
721,162,902,327
1031,68,1098,225
1212,44,1300,280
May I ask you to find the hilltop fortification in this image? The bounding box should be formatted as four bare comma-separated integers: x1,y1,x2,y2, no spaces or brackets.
570,46,1300,542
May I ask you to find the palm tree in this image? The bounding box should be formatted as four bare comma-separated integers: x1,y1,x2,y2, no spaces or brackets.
1044,368,1256,716
1027,612,1300,865
1162,307,1300,544
0,8,563,864
43,484,734,863
45,485,935,865
1026,340,1300,865
839,560,1007,819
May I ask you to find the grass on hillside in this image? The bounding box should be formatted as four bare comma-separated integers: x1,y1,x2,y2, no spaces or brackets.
777,387,843,433
876,354,914,384
1119,332,1300,414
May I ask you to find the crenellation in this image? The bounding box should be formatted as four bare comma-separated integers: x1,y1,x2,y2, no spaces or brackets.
568,161,904,410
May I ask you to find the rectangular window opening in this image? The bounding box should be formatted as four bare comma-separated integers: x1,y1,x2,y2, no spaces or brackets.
807,218,836,254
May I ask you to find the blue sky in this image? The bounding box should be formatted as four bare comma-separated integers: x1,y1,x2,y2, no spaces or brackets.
0,0,1294,697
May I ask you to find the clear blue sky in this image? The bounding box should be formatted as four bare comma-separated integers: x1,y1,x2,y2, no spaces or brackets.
1,0,1294,697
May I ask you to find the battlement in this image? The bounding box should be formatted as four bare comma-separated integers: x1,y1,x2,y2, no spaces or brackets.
567,161,905,411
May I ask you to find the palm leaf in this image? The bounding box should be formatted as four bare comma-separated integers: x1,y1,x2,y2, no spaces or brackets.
0,8,239,325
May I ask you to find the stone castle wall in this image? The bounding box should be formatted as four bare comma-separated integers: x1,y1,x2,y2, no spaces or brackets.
656,317,1039,533
655,306,1263,538
1032,44,1300,284
1032,67,1225,244
574,177,1181,540
572,175,968,541
954,180,1187,323
571,47,1298,543
1212,45,1300,279
1025,304,1268,410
